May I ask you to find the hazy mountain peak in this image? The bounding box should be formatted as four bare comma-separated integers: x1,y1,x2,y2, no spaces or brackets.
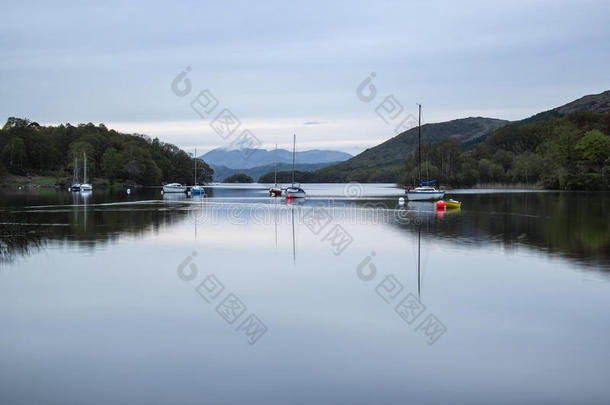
555,90,610,115
200,147,351,169
521,89,610,124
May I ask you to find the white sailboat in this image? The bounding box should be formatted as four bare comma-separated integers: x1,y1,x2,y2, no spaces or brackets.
80,152,92,191
163,183,187,193
405,104,445,201
284,134,306,198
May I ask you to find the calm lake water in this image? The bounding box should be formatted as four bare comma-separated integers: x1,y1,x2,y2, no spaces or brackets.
1,184,609,404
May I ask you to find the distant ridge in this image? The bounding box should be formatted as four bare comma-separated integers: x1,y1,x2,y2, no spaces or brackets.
200,147,351,169
210,162,343,182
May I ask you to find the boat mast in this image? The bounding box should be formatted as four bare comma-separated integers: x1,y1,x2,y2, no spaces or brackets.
73,156,79,184
418,103,422,186
274,144,278,187
83,152,87,184
194,148,197,185
292,134,296,187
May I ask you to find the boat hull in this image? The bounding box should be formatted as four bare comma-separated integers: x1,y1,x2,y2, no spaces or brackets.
190,186,205,196
285,188,306,198
80,184,92,191
405,191,445,201
269,188,282,197
163,185,187,193
70,184,81,192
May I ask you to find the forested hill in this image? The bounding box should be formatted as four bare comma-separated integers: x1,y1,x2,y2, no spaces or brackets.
520,90,610,125
309,117,508,182
401,110,610,190
297,89,610,184
0,118,213,185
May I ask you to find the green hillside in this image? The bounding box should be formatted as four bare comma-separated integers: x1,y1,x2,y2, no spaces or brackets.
518,90,610,126
311,117,508,182
400,111,610,189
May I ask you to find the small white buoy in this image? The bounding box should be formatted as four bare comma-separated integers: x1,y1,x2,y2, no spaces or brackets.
126,188,131,195
398,197,405,205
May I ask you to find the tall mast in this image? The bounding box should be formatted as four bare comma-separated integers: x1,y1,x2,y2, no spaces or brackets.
83,152,87,183
274,144,278,186
292,134,296,187
194,148,197,185
418,103,422,185
73,156,78,184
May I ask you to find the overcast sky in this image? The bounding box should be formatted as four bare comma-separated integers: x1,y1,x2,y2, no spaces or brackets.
1,0,609,155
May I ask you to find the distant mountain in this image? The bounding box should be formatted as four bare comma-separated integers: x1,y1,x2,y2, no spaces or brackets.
200,147,351,169
313,117,508,182
210,162,343,182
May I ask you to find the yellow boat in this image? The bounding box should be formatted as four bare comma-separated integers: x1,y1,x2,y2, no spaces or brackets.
444,199,462,209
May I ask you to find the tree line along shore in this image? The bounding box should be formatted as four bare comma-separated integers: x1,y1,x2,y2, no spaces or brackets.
2,111,609,190
0,118,214,187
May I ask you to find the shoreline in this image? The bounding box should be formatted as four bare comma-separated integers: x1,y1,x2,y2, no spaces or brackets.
2,175,606,192
0,175,114,188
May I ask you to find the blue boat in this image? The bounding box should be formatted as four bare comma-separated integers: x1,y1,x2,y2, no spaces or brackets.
191,185,205,196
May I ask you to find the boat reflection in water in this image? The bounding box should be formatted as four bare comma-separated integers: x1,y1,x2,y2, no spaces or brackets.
162,192,188,200
0,187,608,269
2,186,610,405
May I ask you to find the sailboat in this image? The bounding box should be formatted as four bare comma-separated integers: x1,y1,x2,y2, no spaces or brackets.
80,152,92,191
405,104,445,201
269,144,282,197
191,148,205,196
163,183,187,193
70,156,81,192
284,134,306,198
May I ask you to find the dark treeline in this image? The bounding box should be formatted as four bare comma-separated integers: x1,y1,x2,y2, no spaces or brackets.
223,173,253,183
259,167,402,183
401,111,610,189
258,170,320,184
0,118,213,185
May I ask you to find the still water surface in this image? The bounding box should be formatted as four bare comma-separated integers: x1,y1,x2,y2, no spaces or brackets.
1,184,609,404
